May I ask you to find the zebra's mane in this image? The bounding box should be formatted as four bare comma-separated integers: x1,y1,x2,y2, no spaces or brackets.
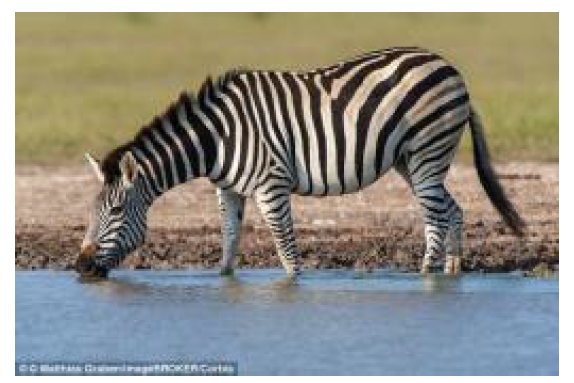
100,92,196,183
197,68,248,104
99,69,248,183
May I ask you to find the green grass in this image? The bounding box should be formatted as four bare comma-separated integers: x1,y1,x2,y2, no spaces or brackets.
16,12,558,165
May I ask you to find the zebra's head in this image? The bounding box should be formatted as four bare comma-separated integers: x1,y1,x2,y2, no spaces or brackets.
76,151,149,279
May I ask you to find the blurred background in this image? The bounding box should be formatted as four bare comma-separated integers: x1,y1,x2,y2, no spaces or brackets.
15,12,558,165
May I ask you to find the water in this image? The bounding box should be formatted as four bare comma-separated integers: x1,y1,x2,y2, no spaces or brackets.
15,270,558,375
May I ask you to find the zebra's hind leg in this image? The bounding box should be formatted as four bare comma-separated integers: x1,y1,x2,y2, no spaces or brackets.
444,191,463,275
217,188,245,276
395,158,449,273
412,183,451,274
254,187,300,276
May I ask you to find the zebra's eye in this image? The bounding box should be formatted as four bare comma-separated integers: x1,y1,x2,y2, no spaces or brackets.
109,206,123,215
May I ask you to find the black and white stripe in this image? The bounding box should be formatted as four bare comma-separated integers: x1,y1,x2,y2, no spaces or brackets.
80,46,524,276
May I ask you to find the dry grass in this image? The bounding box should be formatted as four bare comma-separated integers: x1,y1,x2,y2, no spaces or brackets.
16,13,558,164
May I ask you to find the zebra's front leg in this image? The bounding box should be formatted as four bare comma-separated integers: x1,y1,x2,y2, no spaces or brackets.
217,188,245,276
254,189,301,276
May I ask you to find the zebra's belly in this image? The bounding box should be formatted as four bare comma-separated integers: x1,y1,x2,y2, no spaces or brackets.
289,123,398,197
291,161,392,196
288,107,408,197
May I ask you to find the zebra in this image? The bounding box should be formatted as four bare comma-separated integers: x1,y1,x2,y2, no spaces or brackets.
75,46,525,279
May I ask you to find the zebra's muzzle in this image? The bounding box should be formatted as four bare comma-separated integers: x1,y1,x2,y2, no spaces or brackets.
75,255,109,279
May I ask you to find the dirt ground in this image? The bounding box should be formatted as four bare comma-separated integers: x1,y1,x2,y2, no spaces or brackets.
15,163,558,274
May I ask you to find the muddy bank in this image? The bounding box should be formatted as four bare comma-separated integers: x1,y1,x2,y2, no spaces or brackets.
16,163,558,274
16,221,558,274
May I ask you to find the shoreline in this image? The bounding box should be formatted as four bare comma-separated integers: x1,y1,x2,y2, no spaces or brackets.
16,222,558,275
16,163,559,275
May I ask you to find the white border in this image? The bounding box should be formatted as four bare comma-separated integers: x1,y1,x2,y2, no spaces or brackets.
11,6,563,382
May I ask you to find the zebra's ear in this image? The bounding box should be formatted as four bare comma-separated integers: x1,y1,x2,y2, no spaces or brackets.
85,153,104,183
119,151,138,188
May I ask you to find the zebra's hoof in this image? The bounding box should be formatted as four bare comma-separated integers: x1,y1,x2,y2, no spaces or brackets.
420,258,443,274
287,269,301,278
219,267,234,276
444,256,461,275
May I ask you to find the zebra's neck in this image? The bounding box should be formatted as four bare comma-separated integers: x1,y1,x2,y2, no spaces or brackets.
127,91,220,200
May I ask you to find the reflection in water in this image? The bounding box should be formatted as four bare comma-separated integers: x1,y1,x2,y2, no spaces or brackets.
421,274,463,293
16,270,559,375
221,276,301,304
78,271,304,305
82,276,153,298
219,274,248,303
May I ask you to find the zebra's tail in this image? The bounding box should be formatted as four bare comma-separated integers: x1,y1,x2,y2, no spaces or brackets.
468,106,526,236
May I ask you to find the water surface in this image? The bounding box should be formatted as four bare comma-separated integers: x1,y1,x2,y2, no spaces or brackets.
16,270,558,375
